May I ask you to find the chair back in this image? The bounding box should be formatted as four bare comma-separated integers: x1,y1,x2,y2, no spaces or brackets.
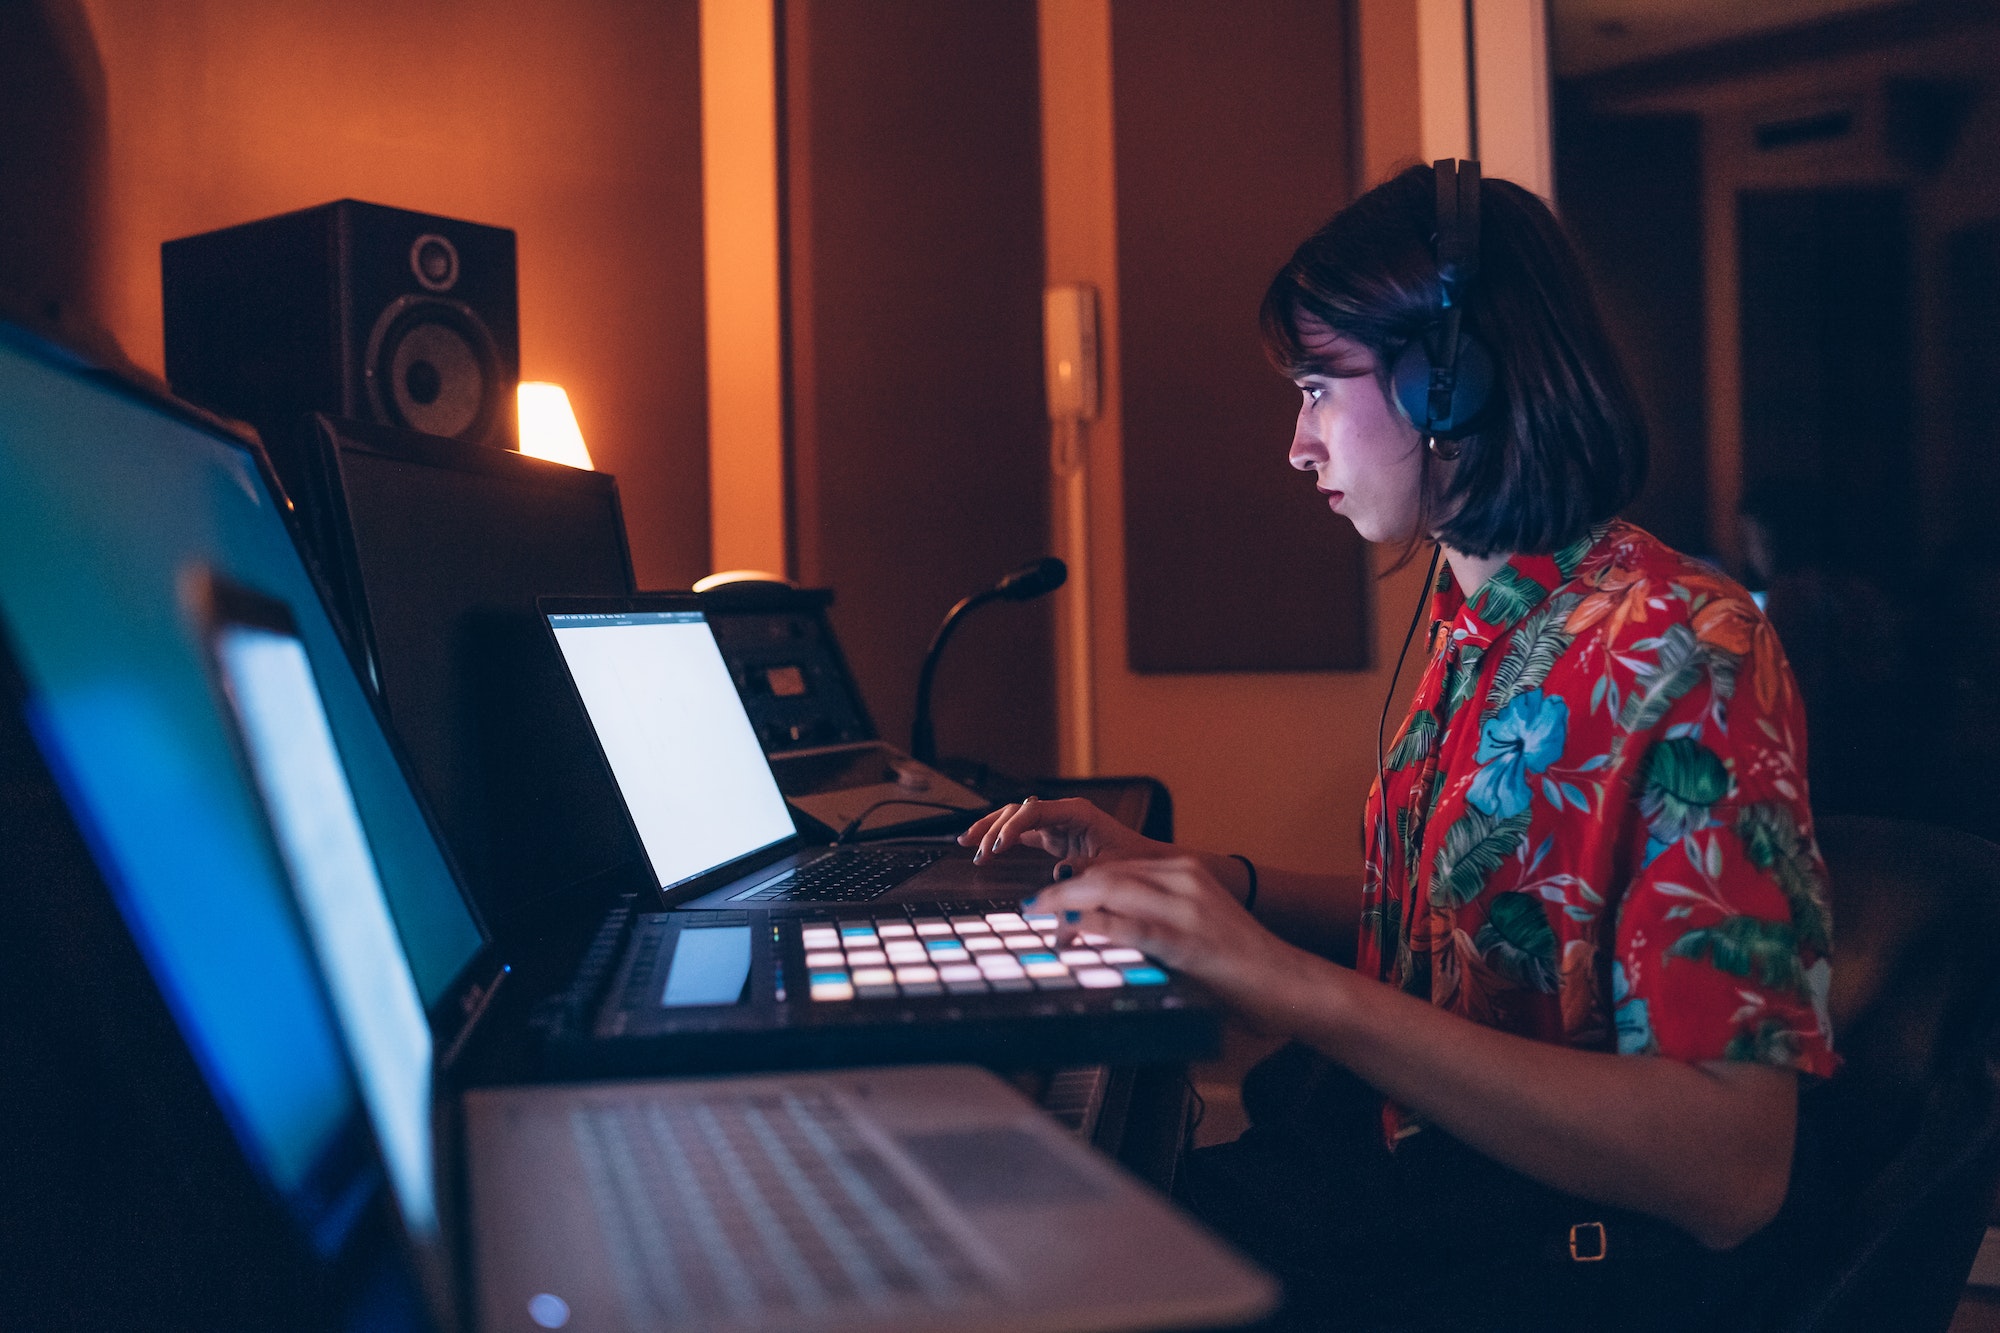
1764,816,2000,1332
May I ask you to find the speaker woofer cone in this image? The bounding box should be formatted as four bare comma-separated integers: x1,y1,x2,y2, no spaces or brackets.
364,294,504,443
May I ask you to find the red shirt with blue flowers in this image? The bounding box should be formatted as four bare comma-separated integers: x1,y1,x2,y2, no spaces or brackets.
1361,522,1836,1140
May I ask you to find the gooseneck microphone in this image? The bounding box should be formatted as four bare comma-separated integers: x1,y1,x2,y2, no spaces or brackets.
910,556,1067,766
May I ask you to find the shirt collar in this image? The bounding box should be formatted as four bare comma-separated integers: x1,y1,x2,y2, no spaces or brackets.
1431,548,1565,650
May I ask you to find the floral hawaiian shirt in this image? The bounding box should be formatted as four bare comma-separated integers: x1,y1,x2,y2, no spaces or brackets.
1360,521,1837,1140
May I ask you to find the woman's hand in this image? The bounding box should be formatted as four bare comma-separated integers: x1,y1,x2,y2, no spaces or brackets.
959,796,1169,876
1022,855,1307,1021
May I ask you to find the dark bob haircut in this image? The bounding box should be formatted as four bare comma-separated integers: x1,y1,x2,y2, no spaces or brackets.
1261,163,1646,560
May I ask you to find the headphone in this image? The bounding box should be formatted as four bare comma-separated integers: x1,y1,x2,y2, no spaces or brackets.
1389,159,1496,460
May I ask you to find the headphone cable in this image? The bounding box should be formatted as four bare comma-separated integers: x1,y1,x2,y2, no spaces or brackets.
1373,542,1444,975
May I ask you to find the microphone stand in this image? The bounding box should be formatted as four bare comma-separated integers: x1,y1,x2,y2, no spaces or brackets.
910,557,1066,768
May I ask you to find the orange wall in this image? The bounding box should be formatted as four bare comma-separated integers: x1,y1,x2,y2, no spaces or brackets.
77,0,712,589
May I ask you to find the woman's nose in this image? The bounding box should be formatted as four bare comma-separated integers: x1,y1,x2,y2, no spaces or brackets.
1289,413,1323,472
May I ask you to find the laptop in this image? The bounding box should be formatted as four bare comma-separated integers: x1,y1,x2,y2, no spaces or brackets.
200,568,1275,1332
539,593,1057,912
528,594,1220,1074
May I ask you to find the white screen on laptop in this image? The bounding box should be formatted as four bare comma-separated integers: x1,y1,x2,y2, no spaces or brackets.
548,610,796,891
216,624,438,1241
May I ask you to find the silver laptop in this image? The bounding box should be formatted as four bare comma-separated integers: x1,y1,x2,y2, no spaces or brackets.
538,594,1053,912
207,579,1275,1332
465,1066,1272,1332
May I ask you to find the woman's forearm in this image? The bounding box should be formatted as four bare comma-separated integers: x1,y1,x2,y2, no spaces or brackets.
1251,948,1797,1249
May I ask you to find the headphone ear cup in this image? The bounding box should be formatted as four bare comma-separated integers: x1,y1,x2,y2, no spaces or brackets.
1436,332,1495,439
1390,336,1434,431
1390,327,1496,439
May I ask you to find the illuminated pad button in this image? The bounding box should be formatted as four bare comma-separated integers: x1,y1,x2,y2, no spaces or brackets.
801,929,841,950
845,949,888,967
1081,932,1111,946
1024,913,1059,930
804,951,846,968
895,965,940,985
1058,949,1101,966
809,971,850,986
949,917,992,933
928,948,971,964
1024,961,1070,979
976,958,1025,979
937,964,983,983
914,921,952,936
1001,934,1043,951
884,942,928,963
876,922,915,938
985,913,1029,932
1018,952,1059,966
839,929,878,945
1041,933,1060,946
964,936,1003,952
1100,948,1145,965
810,982,855,1002
1074,967,1125,989
1122,966,1170,986
851,967,896,986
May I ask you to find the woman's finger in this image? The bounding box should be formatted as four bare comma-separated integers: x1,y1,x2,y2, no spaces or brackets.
974,798,1034,861
1026,868,1204,936
986,795,1041,854
957,807,1006,846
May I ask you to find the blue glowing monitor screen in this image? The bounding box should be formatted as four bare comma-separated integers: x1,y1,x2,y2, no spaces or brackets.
217,622,438,1240
0,328,479,1232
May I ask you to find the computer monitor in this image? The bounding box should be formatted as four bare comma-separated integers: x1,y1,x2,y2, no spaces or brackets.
299,415,644,927
0,323,484,1272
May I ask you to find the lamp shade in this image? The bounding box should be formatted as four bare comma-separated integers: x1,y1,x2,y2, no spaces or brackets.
516,382,593,470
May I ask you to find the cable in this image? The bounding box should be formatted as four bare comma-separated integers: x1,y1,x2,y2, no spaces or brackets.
834,799,973,845
1373,543,1444,975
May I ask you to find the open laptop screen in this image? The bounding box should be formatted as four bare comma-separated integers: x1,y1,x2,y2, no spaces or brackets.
0,326,479,1240
547,608,796,892
215,616,437,1241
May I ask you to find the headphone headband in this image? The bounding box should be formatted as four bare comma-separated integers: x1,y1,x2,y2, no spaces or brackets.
1434,158,1481,299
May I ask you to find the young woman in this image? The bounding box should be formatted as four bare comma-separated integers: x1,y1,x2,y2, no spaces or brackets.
959,164,1834,1330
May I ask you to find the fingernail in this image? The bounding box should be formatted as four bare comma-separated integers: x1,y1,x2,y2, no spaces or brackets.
1055,863,1074,881
1064,910,1081,923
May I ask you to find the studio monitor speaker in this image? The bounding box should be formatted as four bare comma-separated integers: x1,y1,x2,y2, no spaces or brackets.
163,199,519,506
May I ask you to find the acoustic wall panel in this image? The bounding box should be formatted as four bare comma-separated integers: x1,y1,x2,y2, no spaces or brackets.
1113,0,1369,673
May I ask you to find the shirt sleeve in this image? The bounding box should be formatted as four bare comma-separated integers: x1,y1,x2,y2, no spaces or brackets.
1607,598,1837,1078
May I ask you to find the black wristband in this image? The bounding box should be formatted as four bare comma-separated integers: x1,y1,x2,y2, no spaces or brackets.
1227,853,1258,914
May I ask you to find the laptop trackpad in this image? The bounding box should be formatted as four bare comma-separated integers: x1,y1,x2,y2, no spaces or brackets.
895,1127,1105,1208
660,925,752,1007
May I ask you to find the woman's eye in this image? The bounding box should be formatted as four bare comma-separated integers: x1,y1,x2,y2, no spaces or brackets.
1299,384,1324,404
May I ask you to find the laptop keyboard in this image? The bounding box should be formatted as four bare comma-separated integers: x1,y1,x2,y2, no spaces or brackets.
798,908,1171,1002
568,1091,986,1324
731,846,950,904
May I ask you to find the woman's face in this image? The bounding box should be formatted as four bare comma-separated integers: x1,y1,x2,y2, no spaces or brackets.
1286,321,1426,546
